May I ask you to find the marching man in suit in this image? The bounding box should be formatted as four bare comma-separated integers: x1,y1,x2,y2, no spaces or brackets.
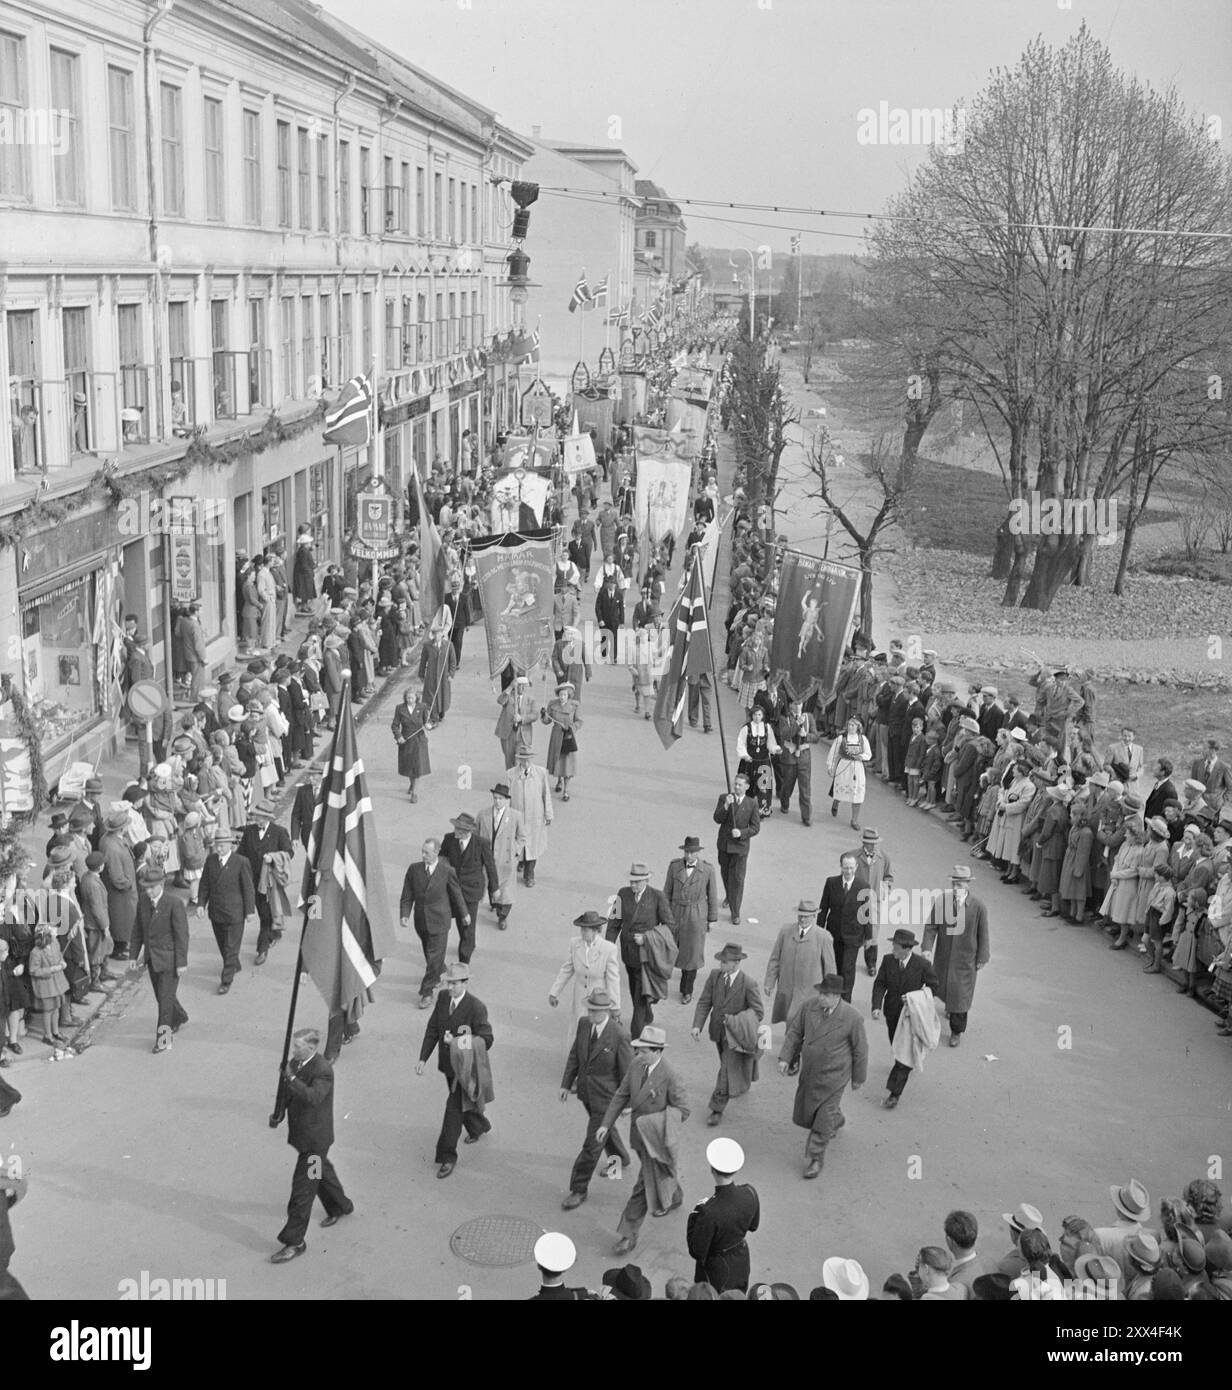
713,771,761,926
195,831,256,995
128,865,189,1053
817,852,872,1002
440,812,498,964
238,805,293,966
687,1138,760,1294
597,1026,689,1257
871,928,939,1108
921,865,991,1047
559,988,632,1211
851,828,892,976
399,837,470,1008
765,899,835,1038
691,942,764,1125
606,863,677,1039
270,1027,353,1264
415,962,494,1178
477,781,527,928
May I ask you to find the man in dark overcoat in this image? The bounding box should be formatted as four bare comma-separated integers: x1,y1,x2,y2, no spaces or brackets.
606,863,676,1039
871,927,939,1107
921,866,991,1047
440,812,498,964
399,837,469,1007
128,865,189,1052
662,835,720,1004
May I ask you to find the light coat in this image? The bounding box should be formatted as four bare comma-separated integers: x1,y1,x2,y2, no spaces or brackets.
987,775,1036,862
662,858,720,972
505,762,553,861
477,803,527,904
549,934,622,1026
764,923,836,1023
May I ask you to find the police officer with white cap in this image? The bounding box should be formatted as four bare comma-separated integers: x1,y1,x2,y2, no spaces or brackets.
528,1231,592,1300
686,1138,760,1293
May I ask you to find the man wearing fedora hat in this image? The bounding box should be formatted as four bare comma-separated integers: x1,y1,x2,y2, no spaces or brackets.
477,782,527,927
850,828,892,972
713,771,760,926
1094,1180,1152,1279
819,1256,869,1300
607,864,676,1039
996,1203,1048,1278
687,1138,760,1293
196,830,258,994
559,986,632,1209
871,928,939,1107
238,805,294,968
128,866,189,1052
494,675,537,769
765,901,835,1036
779,973,868,1179
691,943,764,1125
817,852,871,1003
503,753,549,890
414,962,494,1178
596,1025,690,1256
921,866,990,1046
550,911,621,1030
440,813,498,965
399,838,470,1008
598,1263,653,1300
662,835,720,1004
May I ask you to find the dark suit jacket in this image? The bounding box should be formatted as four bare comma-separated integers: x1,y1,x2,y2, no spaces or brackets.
1143,779,1179,821
871,951,939,1017
692,967,764,1042
606,886,674,968
399,859,467,937
528,1285,593,1300
285,1052,335,1154
419,990,493,1082
440,832,498,903
687,1182,761,1285
600,1053,689,1132
817,875,867,944
561,1016,632,1110
197,852,256,924
238,822,293,898
713,793,760,858
130,893,189,973
1191,758,1232,805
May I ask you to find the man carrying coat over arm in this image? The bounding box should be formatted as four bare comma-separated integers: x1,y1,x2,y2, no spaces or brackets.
691,942,764,1125
400,837,470,1008
415,963,494,1179
606,863,677,1039
871,928,939,1108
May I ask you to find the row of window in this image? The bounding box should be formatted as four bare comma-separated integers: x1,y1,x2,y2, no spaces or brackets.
0,28,486,241
5,286,488,472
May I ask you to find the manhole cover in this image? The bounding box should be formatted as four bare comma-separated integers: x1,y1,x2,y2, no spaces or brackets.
451,1214,543,1267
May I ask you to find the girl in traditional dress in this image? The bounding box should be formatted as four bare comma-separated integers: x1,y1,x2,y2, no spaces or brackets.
543,682,582,800
826,716,872,831
736,705,780,817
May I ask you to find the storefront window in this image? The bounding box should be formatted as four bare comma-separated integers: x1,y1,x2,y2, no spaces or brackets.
21,577,101,747
196,533,225,640
262,480,286,545
309,458,333,557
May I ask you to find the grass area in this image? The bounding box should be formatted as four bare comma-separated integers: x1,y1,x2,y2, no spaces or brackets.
1141,550,1232,584
945,663,1226,780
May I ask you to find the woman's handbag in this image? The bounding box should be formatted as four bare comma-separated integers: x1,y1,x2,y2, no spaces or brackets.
560,725,578,756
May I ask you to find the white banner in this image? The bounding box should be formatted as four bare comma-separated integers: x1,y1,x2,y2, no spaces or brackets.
490,472,551,531
665,398,708,458
635,456,692,544
697,517,721,594
561,431,597,476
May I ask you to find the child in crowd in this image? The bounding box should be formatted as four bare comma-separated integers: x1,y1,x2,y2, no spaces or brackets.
919,729,944,811
904,717,927,806
27,925,68,1046
1143,863,1177,975
1171,887,1207,997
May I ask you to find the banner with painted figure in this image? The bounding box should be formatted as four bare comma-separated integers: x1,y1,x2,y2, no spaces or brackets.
561,430,597,476
768,551,861,700
470,535,556,677
635,455,692,545
490,470,551,532
664,397,708,458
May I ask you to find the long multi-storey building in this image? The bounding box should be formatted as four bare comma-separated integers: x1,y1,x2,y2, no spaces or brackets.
0,0,531,783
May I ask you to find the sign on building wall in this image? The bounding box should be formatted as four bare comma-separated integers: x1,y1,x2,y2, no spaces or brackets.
352,493,399,560
167,533,199,603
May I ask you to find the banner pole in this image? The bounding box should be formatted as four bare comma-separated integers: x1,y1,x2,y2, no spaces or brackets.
692,548,732,796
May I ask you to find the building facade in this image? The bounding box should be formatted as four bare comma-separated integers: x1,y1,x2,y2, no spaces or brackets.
632,179,686,317
0,0,528,784
517,136,637,390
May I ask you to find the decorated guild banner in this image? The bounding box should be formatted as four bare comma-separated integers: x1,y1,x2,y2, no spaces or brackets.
471,537,555,677
490,471,551,532
664,398,708,458
561,431,597,476
635,456,692,545
573,393,613,451
768,552,861,699
500,435,555,471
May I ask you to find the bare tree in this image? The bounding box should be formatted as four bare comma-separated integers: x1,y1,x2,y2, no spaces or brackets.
726,341,799,540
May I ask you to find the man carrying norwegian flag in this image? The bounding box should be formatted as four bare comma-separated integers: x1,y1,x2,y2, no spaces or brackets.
652,551,712,751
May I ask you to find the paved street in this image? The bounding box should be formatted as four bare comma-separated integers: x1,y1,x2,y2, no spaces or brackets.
9,440,1224,1300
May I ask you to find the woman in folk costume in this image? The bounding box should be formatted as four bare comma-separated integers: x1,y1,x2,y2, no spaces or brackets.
826,716,872,832
548,909,622,1037
985,753,1034,877
419,616,457,725
543,682,583,801
391,687,431,802
736,705,780,817
735,630,765,715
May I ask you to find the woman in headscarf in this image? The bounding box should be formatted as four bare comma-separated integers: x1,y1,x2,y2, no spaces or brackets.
736,704,780,818
543,681,583,801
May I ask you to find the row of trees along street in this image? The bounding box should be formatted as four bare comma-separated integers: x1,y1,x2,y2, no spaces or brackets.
775,25,1232,615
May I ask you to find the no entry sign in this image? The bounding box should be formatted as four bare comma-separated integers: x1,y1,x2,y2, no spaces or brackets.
127,679,167,723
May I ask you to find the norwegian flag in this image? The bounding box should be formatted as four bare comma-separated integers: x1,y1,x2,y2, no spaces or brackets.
590,274,609,306
652,551,712,750
297,681,395,1020
607,301,630,326
568,272,593,313
322,375,373,447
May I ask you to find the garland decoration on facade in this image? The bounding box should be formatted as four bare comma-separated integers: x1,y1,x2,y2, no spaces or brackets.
0,674,48,818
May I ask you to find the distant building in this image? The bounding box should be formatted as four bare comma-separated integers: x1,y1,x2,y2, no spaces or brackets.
633,180,687,317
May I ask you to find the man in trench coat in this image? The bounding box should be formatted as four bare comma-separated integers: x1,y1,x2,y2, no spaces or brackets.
920,865,991,1047
506,750,553,887
477,783,527,928
662,835,720,1004
779,973,868,1179
764,899,835,1028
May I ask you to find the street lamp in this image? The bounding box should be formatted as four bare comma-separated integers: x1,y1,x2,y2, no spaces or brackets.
504,246,539,329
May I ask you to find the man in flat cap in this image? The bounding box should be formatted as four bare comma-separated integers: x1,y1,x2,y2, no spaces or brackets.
779,973,867,1180
871,928,939,1107
691,943,764,1126
921,866,990,1047
559,987,632,1210
128,865,189,1053
687,1138,760,1293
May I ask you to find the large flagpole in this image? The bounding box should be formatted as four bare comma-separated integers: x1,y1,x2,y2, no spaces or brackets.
690,547,732,795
